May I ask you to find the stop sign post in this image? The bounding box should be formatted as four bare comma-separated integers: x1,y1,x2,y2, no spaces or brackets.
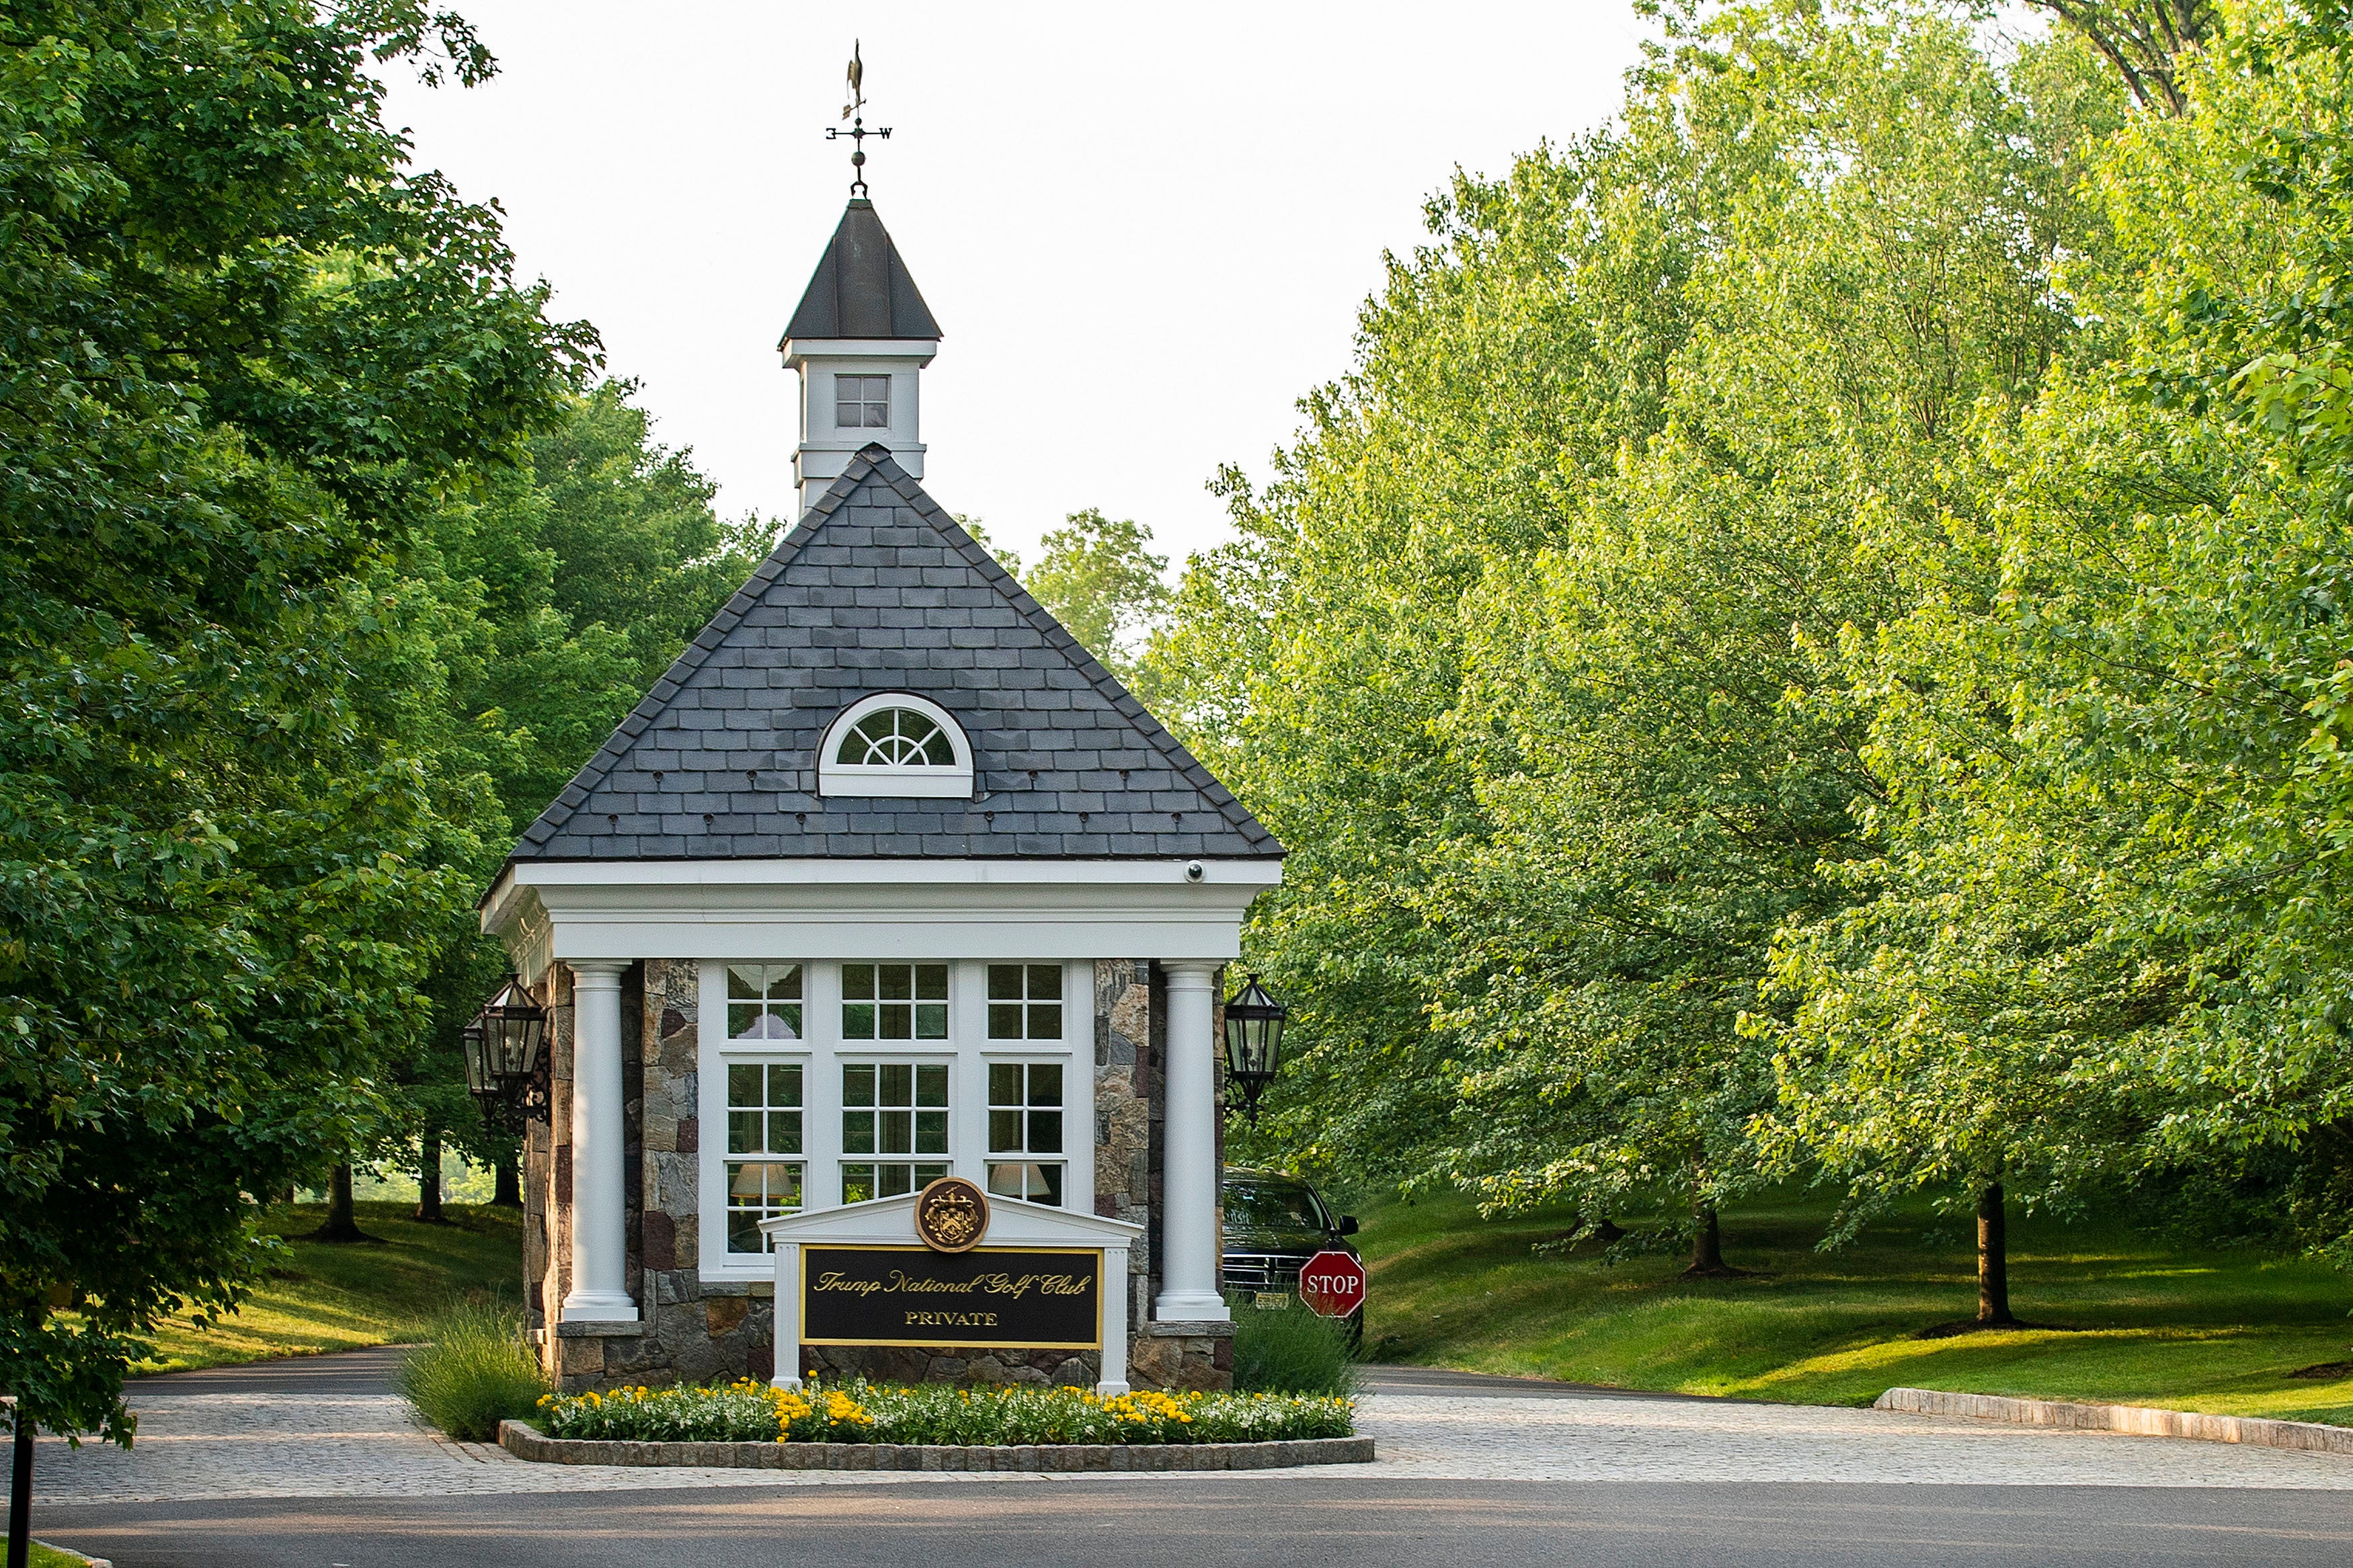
1297,1249,1366,1318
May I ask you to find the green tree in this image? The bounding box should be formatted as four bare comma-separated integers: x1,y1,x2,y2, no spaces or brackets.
1761,0,2353,1294
1148,5,2115,1276
0,0,591,1442
1024,508,1169,681
373,381,772,1223
1418,3,2117,1274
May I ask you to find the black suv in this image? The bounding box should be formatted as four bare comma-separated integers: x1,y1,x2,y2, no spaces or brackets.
1221,1166,1363,1344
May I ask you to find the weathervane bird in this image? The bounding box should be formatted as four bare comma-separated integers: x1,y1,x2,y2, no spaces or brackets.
826,39,889,196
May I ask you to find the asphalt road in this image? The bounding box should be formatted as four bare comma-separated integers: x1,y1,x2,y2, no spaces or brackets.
44,1477,2353,1567
32,1354,2353,1567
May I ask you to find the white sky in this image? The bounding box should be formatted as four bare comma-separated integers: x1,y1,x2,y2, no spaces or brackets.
380,3,1654,569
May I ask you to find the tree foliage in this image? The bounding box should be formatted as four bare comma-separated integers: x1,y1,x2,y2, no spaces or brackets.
1759,0,2353,1257
0,0,594,1441
1023,508,1171,683
1152,0,2353,1290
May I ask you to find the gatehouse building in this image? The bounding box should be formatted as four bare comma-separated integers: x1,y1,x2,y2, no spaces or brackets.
479,190,1284,1396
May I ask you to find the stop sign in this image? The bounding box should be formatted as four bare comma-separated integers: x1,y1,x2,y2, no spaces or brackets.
1297,1248,1366,1318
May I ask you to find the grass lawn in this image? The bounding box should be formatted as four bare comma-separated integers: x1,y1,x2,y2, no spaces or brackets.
134,1201,523,1376
1355,1189,2353,1424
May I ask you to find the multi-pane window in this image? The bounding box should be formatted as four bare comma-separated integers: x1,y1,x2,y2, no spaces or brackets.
986,964,1064,1040
725,1062,803,1253
841,1061,949,1203
842,962,948,1040
834,374,889,429
986,1061,1064,1206
727,964,803,1040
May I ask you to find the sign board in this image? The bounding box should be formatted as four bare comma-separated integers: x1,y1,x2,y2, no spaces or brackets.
1297,1249,1366,1319
801,1244,1103,1350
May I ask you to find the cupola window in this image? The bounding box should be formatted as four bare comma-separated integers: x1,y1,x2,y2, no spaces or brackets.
835,374,890,429
818,692,974,798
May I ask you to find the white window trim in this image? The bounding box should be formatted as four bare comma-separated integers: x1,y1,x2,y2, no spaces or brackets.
833,371,891,431
817,692,974,799
703,960,834,1277
701,960,821,1269
982,1056,1074,1208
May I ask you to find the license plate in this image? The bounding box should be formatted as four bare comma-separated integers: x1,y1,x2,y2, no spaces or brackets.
1253,1292,1290,1310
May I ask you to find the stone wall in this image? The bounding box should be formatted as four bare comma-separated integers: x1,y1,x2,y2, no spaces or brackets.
1094,960,1152,1326
522,964,572,1370
803,1345,1098,1387
534,959,775,1394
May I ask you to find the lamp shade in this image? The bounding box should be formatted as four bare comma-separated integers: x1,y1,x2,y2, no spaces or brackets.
477,976,547,1085
461,1021,491,1098
465,976,547,1131
1221,973,1287,1123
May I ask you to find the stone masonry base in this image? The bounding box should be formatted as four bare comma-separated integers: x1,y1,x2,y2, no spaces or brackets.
500,1421,1372,1472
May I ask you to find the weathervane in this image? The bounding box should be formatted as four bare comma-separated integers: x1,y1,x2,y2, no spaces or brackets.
826,40,891,198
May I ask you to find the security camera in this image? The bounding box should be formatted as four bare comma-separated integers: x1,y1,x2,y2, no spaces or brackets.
1184,860,1205,883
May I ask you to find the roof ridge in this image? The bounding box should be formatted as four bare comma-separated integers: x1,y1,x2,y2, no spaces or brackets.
861,447,1277,849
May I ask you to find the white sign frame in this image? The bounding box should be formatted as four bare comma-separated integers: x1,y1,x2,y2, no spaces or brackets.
761,1192,1144,1395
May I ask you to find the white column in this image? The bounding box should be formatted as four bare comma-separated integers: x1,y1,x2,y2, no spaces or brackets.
1154,961,1230,1322
1097,1241,1132,1395
562,960,637,1322
770,1240,803,1390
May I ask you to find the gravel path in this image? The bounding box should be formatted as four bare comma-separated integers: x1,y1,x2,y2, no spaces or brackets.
31,1351,2353,1504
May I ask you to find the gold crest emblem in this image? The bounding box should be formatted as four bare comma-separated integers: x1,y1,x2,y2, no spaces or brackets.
914,1176,990,1253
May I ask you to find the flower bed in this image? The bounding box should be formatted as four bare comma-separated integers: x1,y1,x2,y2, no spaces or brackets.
535,1378,1354,1446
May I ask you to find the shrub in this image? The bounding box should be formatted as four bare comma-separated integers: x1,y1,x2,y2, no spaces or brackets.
1230,1296,1360,1396
397,1302,549,1442
532,1378,1354,1444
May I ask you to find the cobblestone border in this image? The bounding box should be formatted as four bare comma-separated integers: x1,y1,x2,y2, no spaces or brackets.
499,1421,1372,1472
1876,1387,2353,1456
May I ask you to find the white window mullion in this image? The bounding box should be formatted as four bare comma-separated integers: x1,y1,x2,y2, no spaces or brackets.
1065,959,1094,1210
696,960,727,1276
953,958,987,1188
809,961,843,1206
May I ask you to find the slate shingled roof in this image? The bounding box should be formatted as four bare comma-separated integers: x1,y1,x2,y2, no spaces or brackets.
781,199,943,343
507,448,1282,863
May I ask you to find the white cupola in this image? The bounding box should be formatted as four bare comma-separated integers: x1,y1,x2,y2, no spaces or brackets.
779,198,941,514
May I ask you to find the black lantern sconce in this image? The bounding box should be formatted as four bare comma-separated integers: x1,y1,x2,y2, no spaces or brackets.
1221,972,1289,1125
464,975,549,1131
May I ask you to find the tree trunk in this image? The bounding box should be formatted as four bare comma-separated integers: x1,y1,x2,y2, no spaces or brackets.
9,1405,31,1568
1977,1182,2015,1325
308,1163,370,1243
1686,1198,1730,1275
492,1155,522,1208
415,1132,445,1223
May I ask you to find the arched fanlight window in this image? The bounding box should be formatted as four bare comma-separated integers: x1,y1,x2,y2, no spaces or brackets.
818,692,974,798
836,706,955,767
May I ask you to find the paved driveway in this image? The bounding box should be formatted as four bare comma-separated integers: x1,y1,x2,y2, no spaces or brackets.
30,1351,2353,1565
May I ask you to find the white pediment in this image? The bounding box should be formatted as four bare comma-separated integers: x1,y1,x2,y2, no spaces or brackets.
758,1195,1143,1249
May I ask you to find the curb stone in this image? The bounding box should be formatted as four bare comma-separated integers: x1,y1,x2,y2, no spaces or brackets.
498,1421,1373,1472
1875,1387,2353,1456
35,1544,112,1568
